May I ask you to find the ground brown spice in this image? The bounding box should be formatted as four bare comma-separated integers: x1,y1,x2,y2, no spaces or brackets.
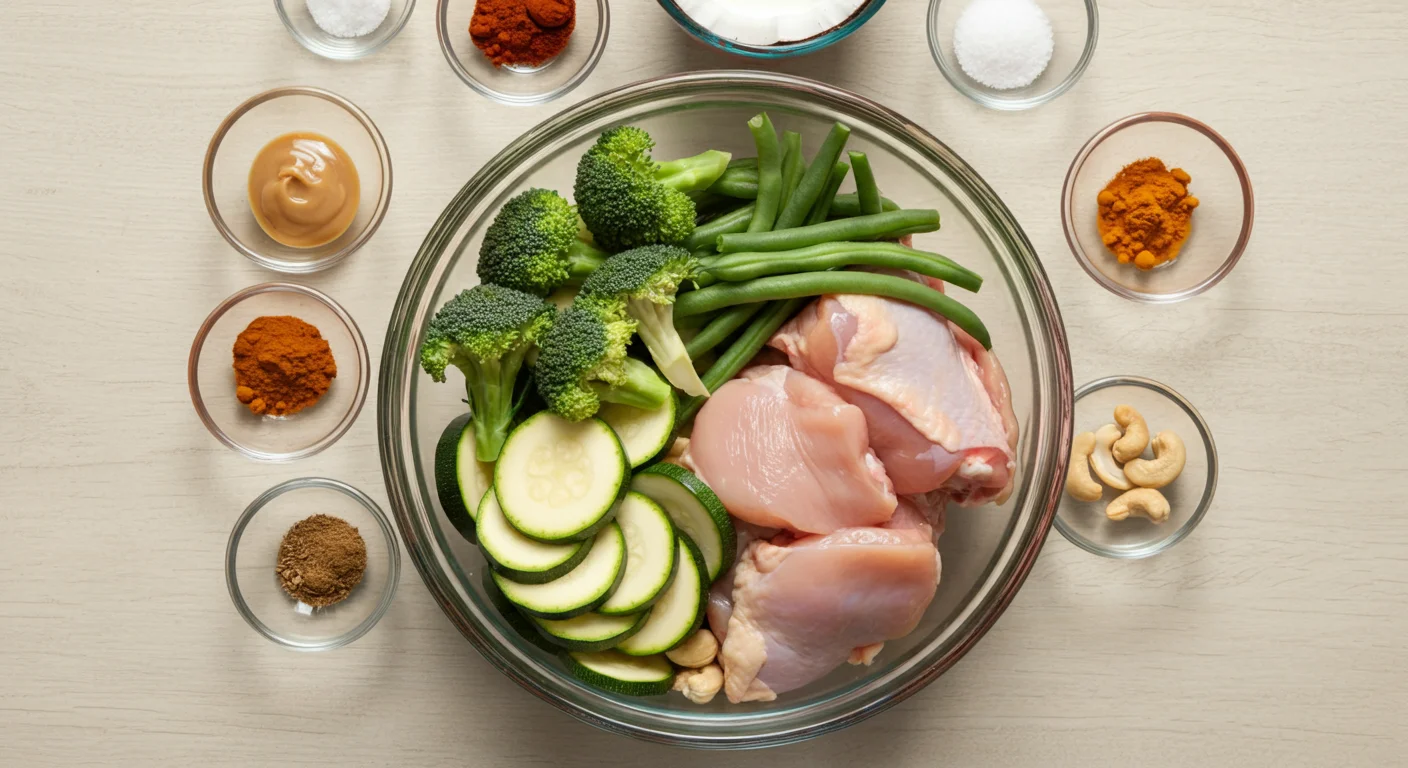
276,514,367,608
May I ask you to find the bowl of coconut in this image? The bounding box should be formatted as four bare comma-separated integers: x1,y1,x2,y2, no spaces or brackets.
655,0,888,58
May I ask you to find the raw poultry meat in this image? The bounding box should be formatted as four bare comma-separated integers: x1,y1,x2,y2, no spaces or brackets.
771,288,1019,504
718,513,939,702
683,365,897,534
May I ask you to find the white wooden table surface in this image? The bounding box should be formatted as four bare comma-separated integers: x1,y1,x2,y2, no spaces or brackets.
3,1,1405,765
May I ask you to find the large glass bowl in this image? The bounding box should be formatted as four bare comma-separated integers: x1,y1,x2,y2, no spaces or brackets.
378,71,1072,747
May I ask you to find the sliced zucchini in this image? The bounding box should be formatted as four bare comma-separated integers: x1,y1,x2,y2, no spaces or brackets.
493,523,626,619
615,534,707,656
599,396,677,468
478,490,592,584
495,412,628,543
532,611,650,652
481,570,562,655
597,492,677,616
566,650,675,697
632,463,735,582
434,414,493,543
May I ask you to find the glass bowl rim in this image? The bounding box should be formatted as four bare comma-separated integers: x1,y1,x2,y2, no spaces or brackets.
1053,375,1218,559
225,476,402,651
202,85,394,274
187,281,371,462
274,0,418,60
377,69,1073,747
654,0,889,59
435,0,611,106
1060,110,1255,303
926,0,1099,111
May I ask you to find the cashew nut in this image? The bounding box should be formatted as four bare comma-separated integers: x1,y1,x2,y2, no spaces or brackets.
665,629,718,669
673,663,723,704
1112,405,1150,463
1106,488,1171,524
1124,431,1187,489
1065,432,1103,501
1089,424,1133,491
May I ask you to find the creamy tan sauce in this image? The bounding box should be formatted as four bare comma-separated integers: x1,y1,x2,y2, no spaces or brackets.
247,132,360,249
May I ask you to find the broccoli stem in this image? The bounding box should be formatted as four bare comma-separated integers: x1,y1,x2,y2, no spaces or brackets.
716,209,942,253
699,241,983,293
592,357,672,410
775,123,852,230
849,151,883,216
805,161,850,226
629,298,710,397
464,346,529,461
564,239,608,285
656,150,733,193
679,298,807,421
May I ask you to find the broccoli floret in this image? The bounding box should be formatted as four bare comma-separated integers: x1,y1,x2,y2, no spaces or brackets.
577,245,708,397
420,285,555,461
574,126,732,251
477,188,609,295
534,303,672,421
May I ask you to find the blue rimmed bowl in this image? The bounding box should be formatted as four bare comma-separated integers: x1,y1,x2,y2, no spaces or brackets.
656,0,887,57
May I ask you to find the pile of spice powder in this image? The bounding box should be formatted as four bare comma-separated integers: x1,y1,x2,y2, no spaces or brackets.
953,0,1054,90
232,315,337,417
276,514,368,608
469,0,575,68
1097,158,1199,270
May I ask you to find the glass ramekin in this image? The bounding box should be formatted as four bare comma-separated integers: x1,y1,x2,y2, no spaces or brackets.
437,0,609,106
275,0,416,60
655,0,888,58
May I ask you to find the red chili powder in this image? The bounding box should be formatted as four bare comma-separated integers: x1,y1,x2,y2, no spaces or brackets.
469,0,575,68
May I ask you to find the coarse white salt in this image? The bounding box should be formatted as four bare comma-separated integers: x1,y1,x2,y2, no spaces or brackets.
307,0,392,39
952,0,1054,90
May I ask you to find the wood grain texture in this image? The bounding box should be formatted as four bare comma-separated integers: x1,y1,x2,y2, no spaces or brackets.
1,0,1405,765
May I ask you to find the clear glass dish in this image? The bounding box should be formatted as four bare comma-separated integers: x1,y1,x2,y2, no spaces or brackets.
437,0,609,106
1062,112,1254,302
654,0,887,58
377,71,1073,747
189,282,370,462
1055,376,1217,558
927,0,1098,111
275,0,416,60
226,477,400,650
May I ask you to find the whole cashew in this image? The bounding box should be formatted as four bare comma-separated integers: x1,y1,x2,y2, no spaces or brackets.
1065,432,1103,501
1112,405,1150,463
1124,431,1187,489
673,663,724,704
1106,488,1171,524
666,629,718,669
1090,424,1133,491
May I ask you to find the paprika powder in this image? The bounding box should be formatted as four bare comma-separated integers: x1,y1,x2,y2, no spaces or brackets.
1096,158,1200,270
469,0,574,68
232,315,338,417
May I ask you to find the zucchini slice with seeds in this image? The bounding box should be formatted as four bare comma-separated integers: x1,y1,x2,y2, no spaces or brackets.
478,490,592,584
599,396,677,468
597,492,677,616
495,412,628,543
493,523,626,620
532,611,650,652
615,534,707,656
632,463,734,582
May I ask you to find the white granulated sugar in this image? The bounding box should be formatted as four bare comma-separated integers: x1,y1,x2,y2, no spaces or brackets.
952,0,1054,90
307,0,392,39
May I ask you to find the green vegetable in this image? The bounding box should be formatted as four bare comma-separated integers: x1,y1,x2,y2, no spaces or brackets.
420,285,555,461
683,302,764,359
632,463,736,583
774,122,851,230
746,113,783,233
680,298,806,421
675,271,990,349
701,167,760,200
804,160,850,226
574,126,731,251
717,209,942,253
477,188,609,295
779,130,803,210
565,650,675,697
683,202,755,252
848,151,882,216
433,413,484,544
700,241,983,293
829,193,900,217
534,303,672,421
577,245,708,397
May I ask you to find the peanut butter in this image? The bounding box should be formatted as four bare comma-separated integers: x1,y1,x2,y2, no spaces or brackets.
247,132,360,249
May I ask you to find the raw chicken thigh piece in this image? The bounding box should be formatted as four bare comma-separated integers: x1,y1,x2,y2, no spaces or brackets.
720,525,939,703
683,365,897,535
771,292,1017,504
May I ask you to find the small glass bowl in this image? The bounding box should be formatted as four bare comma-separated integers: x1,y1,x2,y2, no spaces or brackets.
1062,112,1254,303
928,0,1098,110
655,0,888,58
189,283,370,462
227,478,400,651
437,0,608,106
204,86,393,273
275,0,416,60
1055,376,1217,559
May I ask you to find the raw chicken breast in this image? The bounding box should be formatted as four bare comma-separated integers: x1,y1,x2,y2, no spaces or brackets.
720,524,939,702
771,291,1018,504
684,365,897,534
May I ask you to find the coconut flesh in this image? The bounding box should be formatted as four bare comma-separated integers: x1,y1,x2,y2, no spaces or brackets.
673,0,870,47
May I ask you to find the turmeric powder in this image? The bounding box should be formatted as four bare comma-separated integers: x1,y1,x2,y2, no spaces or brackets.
1096,158,1199,270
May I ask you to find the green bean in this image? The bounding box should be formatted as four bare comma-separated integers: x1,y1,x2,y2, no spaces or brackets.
805,161,850,226
689,170,902,217
686,202,755,251
701,241,982,293
727,157,758,171
829,193,900,217
675,271,989,349
778,131,803,212
679,298,808,420
684,302,765,359
849,151,882,216
705,172,761,200
775,123,852,230
717,209,941,253
747,114,783,234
